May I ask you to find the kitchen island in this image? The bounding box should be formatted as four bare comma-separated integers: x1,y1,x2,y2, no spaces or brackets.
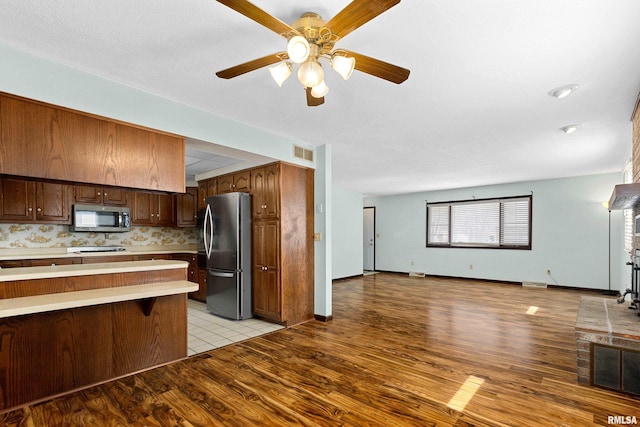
0,260,198,412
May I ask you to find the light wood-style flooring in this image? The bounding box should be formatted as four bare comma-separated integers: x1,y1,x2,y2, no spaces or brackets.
2,273,639,426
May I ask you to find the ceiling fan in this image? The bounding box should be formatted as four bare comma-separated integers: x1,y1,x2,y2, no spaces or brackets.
215,0,410,107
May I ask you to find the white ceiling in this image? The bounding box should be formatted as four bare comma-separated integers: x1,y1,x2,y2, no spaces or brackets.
1,0,639,196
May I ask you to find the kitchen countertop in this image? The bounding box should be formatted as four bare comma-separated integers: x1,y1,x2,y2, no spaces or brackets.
0,259,189,282
0,245,198,261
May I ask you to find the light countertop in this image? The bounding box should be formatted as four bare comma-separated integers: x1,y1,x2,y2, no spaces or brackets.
0,259,189,282
0,245,198,261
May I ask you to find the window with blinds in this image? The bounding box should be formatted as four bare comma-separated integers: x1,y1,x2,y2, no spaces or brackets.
426,195,532,249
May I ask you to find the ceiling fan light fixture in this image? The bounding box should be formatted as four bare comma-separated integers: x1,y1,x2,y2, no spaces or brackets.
268,61,292,87
311,80,329,98
298,59,324,88
287,36,310,63
331,55,355,80
548,84,579,99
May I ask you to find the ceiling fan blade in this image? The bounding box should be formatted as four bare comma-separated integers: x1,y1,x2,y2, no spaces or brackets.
306,88,325,107
216,52,288,79
217,0,299,38
346,51,410,84
324,0,401,40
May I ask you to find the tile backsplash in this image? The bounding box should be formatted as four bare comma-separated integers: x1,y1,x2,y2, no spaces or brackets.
0,224,200,249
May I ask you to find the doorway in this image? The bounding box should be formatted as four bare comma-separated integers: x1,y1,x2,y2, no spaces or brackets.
363,207,375,272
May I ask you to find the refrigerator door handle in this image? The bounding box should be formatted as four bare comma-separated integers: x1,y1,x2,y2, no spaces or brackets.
209,271,235,278
204,204,213,258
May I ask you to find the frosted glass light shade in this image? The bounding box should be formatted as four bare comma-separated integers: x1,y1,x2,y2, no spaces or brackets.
311,80,329,98
331,55,355,80
287,36,310,63
268,62,292,87
298,60,324,88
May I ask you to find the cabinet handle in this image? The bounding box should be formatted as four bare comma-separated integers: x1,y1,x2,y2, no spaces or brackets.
28,207,33,212
36,208,42,212
104,192,107,197
97,192,101,196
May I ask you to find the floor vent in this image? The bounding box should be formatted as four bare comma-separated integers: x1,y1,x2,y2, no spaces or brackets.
409,271,425,277
293,145,314,162
522,281,547,288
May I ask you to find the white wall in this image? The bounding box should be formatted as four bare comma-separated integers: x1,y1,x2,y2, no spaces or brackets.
332,187,363,279
364,173,627,291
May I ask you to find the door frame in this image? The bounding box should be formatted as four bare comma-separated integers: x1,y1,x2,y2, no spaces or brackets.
363,206,376,271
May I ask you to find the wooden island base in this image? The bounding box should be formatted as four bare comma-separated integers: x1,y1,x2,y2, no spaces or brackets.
0,260,197,412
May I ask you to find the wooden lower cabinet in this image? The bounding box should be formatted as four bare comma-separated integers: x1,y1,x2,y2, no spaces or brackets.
252,220,281,321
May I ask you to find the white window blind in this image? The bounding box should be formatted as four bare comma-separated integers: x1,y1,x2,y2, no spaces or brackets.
624,159,633,253
427,205,449,245
427,195,531,249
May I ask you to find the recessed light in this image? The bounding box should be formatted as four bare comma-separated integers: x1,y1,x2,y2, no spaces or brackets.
560,124,578,134
548,84,579,99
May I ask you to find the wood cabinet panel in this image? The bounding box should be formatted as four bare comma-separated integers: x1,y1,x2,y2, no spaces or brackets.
253,220,281,321
216,172,250,194
252,164,280,219
35,182,71,223
217,174,233,194
132,192,175,226
74,185,128,206
0,178,71,224
0,93,185,193
111,295,187,377
0,178,34,221
177,187,197,227
0,305,113,410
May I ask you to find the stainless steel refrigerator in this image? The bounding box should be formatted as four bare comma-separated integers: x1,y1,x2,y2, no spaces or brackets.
203,192,252,320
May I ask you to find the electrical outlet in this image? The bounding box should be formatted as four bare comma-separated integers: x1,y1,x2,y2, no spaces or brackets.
314,232,322,241
469,264,473,270
411,261,415,266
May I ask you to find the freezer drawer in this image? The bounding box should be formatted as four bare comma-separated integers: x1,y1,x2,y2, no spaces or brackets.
206,269,252,320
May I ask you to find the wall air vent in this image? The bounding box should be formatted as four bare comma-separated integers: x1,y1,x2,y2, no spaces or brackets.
293,145,314,162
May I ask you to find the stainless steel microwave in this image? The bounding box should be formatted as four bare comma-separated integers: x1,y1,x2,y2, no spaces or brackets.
71,204,131,233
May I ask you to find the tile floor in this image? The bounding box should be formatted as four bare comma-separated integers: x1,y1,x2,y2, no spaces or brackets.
187,299,284,356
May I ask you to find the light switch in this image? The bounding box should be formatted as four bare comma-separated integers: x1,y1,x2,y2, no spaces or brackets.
314,232,322,241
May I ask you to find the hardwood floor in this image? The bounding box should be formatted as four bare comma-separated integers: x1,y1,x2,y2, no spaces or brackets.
2,273,639,426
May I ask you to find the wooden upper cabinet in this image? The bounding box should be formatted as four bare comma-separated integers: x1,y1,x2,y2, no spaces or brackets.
217,174,234,194
36,182,72,223
252,163,280,219
0,178,71,224
197,178,217,210
0,93,185,193
177,187,198,227
0,178,35,222
74,185,128,206
132,192,175,226
217,171,250,194
233,171,251,193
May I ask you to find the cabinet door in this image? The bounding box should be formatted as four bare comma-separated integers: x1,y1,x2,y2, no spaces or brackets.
35,182,71,223
74,185,102,204
253,220,281,321
156,193,175,226
177,187,197,227
217,175,233,194
132,192,153,225
251,167,266,218
264,164,280,218
234,171,251,193
197,181,207,211
0,178,35,222
102,187,128,206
